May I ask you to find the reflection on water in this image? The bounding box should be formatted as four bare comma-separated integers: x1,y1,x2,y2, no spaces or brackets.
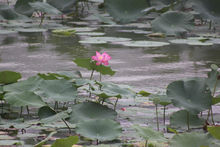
1,25,220,93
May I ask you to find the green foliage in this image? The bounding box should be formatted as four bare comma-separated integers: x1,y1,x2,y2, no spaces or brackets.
170,132,217,147
29,2,62,15
68,102,117,123
170,110,205,129
138,90,151,97
4,91,46,108
34,131,57,147
14,0,38,16
76,119,122,141
152,11,193,36
0,5,29,20
208,126,220,140
47,0,78,13
52,29,76,36
104,0,150,23
134,125,166,142
167,79,212,114
206,64,220,93
0,71,21,84
38,106,56,119
73,58,116,76
51,136,79,147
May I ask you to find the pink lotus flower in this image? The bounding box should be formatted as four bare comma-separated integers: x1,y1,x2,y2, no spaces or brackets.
92,51,112,66
121,108,126,111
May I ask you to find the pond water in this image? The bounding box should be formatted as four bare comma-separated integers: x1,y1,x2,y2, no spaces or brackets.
1,23,220,94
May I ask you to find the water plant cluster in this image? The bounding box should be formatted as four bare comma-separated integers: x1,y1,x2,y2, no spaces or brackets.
0,0,220,146
0,51,220,146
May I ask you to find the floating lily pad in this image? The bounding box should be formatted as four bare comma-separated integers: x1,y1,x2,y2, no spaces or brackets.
208,126,220,140
170,110,205,129
167,79,212,114
16,28,48,33
115,41,170,47
117,29,152,34
52,29,75,36
76,32,105,36
169,38,213,46
0,30,17,35
74,27,97,32
51,136,79,147
76,119,122,141
68,102,117,123
79,36,131,44
0,140,24,146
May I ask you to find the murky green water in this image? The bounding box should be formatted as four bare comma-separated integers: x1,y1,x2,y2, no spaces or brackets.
1,24,220,93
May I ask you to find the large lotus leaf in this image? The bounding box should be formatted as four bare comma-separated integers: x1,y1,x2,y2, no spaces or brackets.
189,0,220,22
3,76,43,92
39,110,70,124
104,0,150,23
36,79,77,102
152,11,193,36
96,82,136,99
0,71,21,84
167,79,212,114
170,110,205,129
4,91,46,108
51,136,79,147
14,0,38,16
170,132,218,147
38,71,82,80
73,58,116,76
0,5,29,20
205,64,220,93
68,102,117,123
47,0,77,13
76,119,122,141
29,2,62,15
208,126,220,140
38,106,56,119
134,125,166,142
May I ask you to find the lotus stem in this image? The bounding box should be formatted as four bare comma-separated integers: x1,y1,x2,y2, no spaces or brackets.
96,139,99,145
114,98,119,110
187,111,190,131
209,20,212,30
145,140,148,147
99,73,102,82
20,106,23,117
156,104,159,131
207,78,218,124
26,106,30,116
54,101,58,110
163,106,166,127
61,118,71,134
39,12,45,27
90,69,94,80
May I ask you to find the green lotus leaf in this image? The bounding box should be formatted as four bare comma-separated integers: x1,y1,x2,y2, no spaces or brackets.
170,132,217,147
68,102,117,123
167,79,212,114
4,91,46,108
213,96,220,105
104,0,150,23
38,106,56,119
0,71,21,84
73,58,116,76
38,71,82,80
152,11,193,36
76,119,122,141
39,109,70,124
4,76,43,92
36,79,77,102
47,0,77,13
51,136,79,147
96,82,136,99
16,28,48,33
208,126,220,140
170,110,205,129
133,125,166,142
138,90,151,97
189,0,220,22
117,41,170,47
149,94,171,106
0,5,29,20
52,29,76,36
14,0,38,16
29,2,62,15
205,64,220,93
